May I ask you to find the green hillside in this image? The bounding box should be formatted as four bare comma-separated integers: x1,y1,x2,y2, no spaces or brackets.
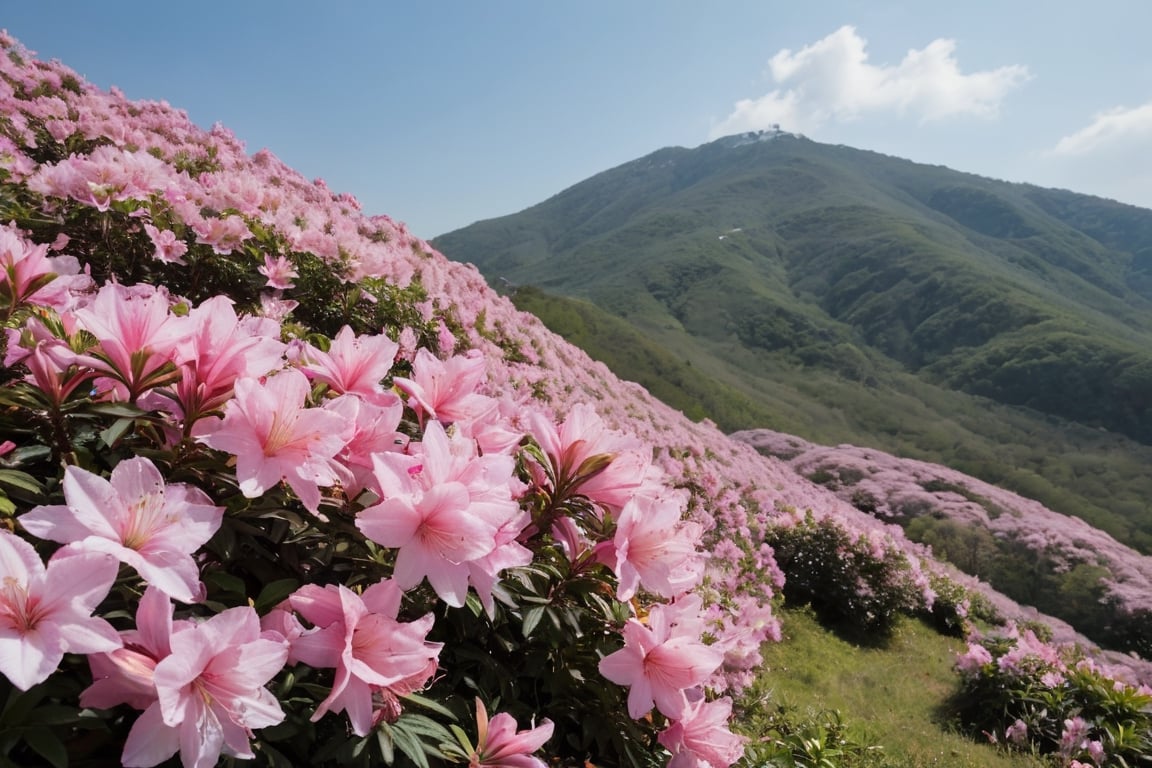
434,132,1152,553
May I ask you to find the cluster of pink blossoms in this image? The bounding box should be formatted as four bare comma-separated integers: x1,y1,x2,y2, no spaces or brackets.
0,227,737,763
0,29,785,767
955,623,1152,767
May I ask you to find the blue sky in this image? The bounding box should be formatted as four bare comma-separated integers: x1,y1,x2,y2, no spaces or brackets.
6,2,1152,238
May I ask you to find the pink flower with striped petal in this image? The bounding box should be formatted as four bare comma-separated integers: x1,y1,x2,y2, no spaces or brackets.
197,368,352,513
81,586,180,712
469,698,554,768
356,420,522,607
393,347,491,425
287,580,441,736
658,697,744,768
121,605,288,768
299,325,399,406
608,490,704,601
598,599,723,720
0,531,120,691
72,283,191,401
20,457,222,603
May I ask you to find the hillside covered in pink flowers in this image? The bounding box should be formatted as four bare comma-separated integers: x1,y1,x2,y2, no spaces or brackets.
1,28,1149,768
735,430,1152,663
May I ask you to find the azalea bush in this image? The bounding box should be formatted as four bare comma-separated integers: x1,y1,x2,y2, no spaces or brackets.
0,31,777,768
952,626,1152,767
763,511,929,640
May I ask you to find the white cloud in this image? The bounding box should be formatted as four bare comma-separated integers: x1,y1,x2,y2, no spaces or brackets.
711,26,1030,138
1052,102,1152,156
1037,101,1152,209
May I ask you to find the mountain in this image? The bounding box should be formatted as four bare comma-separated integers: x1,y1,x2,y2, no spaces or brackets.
433,132,1152,561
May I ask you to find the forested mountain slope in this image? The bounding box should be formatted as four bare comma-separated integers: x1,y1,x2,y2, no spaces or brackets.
435,131,1152,554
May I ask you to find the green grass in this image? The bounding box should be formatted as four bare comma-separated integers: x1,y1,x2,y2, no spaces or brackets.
738,607,1046,767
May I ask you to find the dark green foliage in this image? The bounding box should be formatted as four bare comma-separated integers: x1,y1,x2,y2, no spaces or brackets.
435,134,1152,560
916,573,993,638
928,186,1038,239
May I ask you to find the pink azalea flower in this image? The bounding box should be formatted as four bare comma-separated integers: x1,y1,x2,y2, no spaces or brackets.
299,325,399,405
287,580,441,736
466,509,534,618
0,225,56,312
169,295,285,425
658,697,745,768
1004,719,1028,745
598,600,724,720
142,223,188,265
190,213,251,255
257,253,297,289
393,347,492,425
1087,740,1105,765
72,282,191,401
457,394,524,456
436,317,456,356
258,293,298,321
322,394,407,498
955,642,993,677
20,457,223,603
0,531,121,690
82,586,180,712
356,420,521,606
469,698,554,768
21,340,94,410
526,402,650,512
196,369,352,513
607,490,704,601
122,605,288,768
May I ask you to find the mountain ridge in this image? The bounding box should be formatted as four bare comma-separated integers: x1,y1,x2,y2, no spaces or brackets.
434,133,1152,640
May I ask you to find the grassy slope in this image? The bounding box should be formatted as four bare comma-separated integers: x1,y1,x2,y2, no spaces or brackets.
437,136,1152,554
745,608,1046,768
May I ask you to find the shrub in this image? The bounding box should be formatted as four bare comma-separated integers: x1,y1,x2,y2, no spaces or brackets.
764,513,923,639
952,626,1152,767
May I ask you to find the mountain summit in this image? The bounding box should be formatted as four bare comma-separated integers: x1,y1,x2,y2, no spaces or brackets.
435,134,1152,555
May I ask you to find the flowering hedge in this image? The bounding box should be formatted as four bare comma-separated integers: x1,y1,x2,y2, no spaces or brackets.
0,31,787,768
764,510,933,639
953,626,1152,767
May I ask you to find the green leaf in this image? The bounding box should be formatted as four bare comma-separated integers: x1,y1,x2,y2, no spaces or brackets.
0,470,45,497
449,724,474,756
254,578,300,614
375,724,395,764
202,570,247,597
1,683,48,725
20,705,79,726
85,402,149,418
99,417,135,448
390,725,431,768
401,692,457,720
394,713,454,742
521,605,545,638
22,727,66,768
